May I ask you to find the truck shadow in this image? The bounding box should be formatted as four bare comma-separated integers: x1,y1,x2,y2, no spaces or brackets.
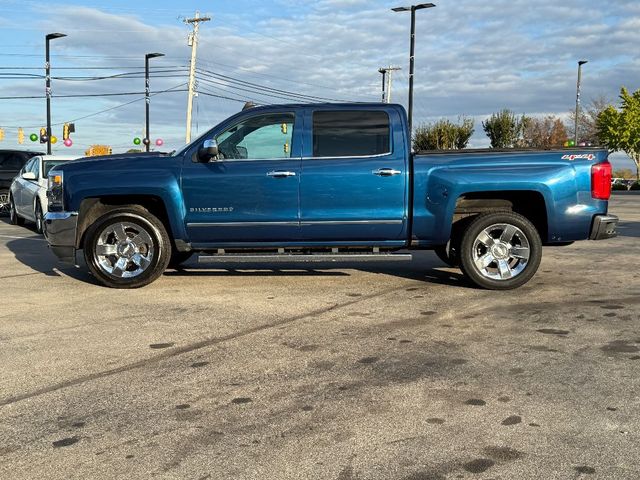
165,251,470,288
3,217,467,288
3,223,96,284
616,219,640,238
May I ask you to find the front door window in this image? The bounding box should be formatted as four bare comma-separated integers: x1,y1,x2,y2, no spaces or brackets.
216,113,294,160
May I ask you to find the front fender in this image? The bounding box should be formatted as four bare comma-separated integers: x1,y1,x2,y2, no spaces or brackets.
65,166,188,242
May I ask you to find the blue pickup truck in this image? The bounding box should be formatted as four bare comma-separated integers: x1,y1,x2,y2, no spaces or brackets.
44,103,617,289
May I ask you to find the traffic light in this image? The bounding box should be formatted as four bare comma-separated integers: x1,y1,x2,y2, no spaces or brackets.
0,128,5,142
62,122,75,140
17,128,24,144
39,127,48,144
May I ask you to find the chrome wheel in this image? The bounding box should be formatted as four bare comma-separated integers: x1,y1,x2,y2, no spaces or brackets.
472,223,530,280
94,222,155,279
0,191,9,216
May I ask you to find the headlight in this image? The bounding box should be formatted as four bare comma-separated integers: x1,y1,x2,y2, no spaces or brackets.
47,170,64,211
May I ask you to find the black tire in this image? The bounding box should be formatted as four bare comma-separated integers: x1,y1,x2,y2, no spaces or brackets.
459,212,542,290
34,200,44,234
168,251,194,269
83,206,171,288
9,195,25,226
0,189,10,217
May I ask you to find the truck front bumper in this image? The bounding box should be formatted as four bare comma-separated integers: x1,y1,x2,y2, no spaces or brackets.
43,211,78,264
590,214,618,240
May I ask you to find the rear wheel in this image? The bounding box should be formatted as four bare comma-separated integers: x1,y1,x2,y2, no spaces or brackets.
459,212,542,290
83,207,171,288
34,201,44,234
9,195,25,226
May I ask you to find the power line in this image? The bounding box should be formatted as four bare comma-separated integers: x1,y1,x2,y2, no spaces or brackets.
197,58,341,94
0,65,188,70
198,89,261,105
0,71,189,81
0,90,187,100
196,75,313,104
0,83,188,128
196,67,349,103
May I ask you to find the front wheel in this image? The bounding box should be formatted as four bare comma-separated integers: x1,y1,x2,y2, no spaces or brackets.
34,201,44,234
9,195,25,226
459,212,542,290
83,207,171,288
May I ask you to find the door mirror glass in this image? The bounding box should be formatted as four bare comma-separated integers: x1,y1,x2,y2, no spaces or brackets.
198,139,219,162
22,171,37,180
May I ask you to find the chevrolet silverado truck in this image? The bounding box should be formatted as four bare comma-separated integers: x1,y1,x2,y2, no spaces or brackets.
43,103,618,289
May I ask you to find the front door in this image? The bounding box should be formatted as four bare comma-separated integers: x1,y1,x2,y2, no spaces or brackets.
182,111,301,245
299,108,408,242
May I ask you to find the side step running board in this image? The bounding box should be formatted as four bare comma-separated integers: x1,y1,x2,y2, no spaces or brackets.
198,253,413,264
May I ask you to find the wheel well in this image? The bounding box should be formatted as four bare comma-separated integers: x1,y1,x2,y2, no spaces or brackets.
76,195,172,249
452,191,548,241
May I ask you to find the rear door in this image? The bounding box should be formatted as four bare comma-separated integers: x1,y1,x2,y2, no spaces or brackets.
181,110,302,245
299,107,408,242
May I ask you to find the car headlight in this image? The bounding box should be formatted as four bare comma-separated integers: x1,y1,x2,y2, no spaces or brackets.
47,170,64,211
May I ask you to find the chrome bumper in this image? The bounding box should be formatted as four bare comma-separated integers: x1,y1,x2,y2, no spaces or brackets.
44,211,78,264
589,214,618,240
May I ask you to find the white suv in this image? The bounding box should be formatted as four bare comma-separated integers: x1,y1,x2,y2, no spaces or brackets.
9,155,80,233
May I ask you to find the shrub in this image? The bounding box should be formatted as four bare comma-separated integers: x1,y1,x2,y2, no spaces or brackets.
629,182,640,191
612,183,628,191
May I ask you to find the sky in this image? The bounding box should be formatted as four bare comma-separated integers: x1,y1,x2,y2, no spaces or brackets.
0,0,638,170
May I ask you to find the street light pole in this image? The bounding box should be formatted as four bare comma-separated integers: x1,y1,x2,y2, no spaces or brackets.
378,68,387,103
392,3,435,145
574,60,588,146
145,52,164,153
45,33,66,155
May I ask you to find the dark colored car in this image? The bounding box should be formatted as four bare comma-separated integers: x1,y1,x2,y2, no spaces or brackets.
0,149,43,215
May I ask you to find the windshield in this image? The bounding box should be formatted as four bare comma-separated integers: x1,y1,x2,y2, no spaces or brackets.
43,160,69,176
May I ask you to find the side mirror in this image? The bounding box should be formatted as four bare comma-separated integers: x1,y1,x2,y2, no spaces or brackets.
198,139,219,162
22,172,37,181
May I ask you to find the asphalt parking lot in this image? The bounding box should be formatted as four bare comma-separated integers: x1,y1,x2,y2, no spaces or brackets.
1,194,639,480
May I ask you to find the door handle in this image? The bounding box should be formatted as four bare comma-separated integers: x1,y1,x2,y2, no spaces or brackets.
267,171,296,178
373,168,402,176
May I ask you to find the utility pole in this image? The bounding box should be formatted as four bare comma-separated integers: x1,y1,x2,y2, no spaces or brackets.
184,11,211,144
379,66,401,103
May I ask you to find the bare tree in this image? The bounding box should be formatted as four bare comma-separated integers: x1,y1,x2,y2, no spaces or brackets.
567,95,610,145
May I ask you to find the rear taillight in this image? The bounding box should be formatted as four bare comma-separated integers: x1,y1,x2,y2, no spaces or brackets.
591,161,612,200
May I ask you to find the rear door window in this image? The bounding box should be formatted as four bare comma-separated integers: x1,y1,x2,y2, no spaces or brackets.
312,110,391,158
